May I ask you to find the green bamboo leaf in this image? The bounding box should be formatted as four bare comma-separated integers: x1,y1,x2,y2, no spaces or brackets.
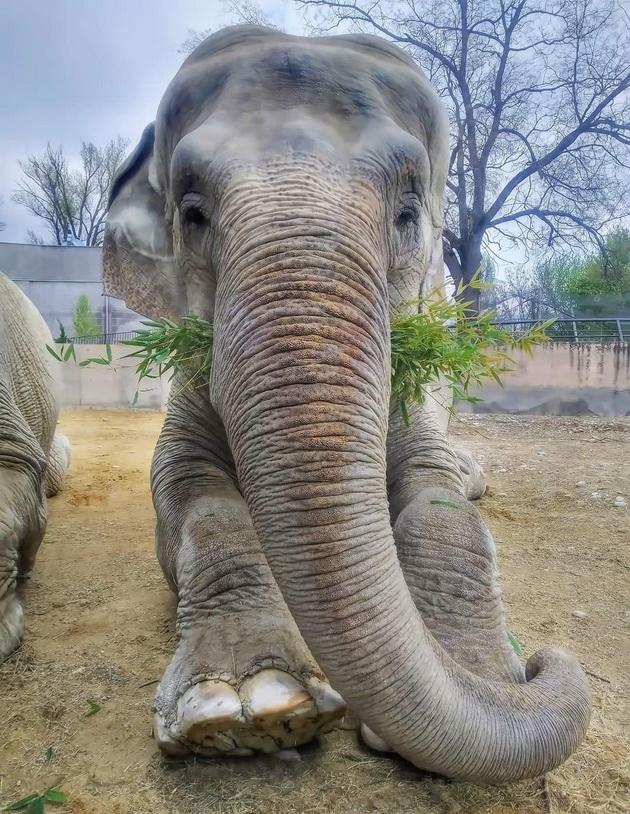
429,499,461,509
3,793,40,811
131,391,139,407
24,800,44,814
62,344,75,362
45,345,63,362
42,788,68,804
105,343,113,363
398,400,410,427
507,630,523,654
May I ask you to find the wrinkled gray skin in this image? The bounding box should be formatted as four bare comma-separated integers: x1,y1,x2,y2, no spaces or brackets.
104,26,590,784
0,272,71,661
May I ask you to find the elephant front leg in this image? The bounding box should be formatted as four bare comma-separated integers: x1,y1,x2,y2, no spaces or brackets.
360,401,523,752
0,402,47,661
386,401,523,680
151,392,345,757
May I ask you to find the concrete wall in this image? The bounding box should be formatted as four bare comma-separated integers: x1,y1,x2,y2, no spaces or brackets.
59,341,629,417
0,242,144,337
57,345,170,412
457,342,630,416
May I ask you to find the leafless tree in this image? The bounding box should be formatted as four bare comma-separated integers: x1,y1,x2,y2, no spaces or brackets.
178,0,281,54
299,0,630,310
12,138,129,246
26,230,45,245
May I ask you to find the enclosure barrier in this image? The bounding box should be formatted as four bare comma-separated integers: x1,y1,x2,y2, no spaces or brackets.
494,317,630,343
67,318,630,346
58,325,630,416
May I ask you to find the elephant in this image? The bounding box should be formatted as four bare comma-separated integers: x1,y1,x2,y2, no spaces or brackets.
103,25,590,784
0,271,71,661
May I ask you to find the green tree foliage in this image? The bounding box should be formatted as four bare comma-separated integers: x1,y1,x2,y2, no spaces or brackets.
479,229,630,332
478,255,577,321
54,321,69,344
564,228,630,314
72,294,101,338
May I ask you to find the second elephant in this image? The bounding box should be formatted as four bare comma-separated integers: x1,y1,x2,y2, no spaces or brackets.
0,271,71,661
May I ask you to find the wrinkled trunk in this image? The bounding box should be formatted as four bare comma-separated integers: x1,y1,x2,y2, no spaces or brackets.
210,189,590,783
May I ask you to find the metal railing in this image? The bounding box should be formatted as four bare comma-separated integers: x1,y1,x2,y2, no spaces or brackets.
492,318,630,343
66,331,138,344
65,318,630,346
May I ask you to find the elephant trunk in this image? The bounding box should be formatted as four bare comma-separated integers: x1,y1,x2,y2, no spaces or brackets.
210,200,590,783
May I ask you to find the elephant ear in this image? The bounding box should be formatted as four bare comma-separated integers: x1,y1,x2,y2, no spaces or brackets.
103,122,185,321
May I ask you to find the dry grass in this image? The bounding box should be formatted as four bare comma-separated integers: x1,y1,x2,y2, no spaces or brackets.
0,410,628,814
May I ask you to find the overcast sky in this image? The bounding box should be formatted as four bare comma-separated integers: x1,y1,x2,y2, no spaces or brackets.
0,1,528,270
0,0,307,243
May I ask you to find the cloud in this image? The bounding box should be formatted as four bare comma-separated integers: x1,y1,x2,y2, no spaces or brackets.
0,0,275,242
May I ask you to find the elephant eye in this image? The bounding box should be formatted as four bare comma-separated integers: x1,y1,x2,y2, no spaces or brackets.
180,196,208,227
183,205,207,226
395,192,421,228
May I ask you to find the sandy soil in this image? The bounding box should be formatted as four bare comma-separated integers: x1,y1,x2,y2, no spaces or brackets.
1,410,628,814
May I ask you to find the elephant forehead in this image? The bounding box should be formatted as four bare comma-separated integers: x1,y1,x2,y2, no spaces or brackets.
156,31,445,162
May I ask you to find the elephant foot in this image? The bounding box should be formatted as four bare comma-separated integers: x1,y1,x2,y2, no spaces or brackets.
153,611,346,756
45,432,71,498
0,590,23,662
360,723,393,753
454,447,486,501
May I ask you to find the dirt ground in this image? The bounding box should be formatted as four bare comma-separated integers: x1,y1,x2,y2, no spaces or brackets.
1,410,628,814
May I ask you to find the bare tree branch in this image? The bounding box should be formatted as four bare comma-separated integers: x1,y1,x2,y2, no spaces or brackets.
297,0,630,308
12,138,128,246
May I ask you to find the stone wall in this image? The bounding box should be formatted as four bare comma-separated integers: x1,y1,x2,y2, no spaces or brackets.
57,341,630,417
57,345,170,412
457,342,630,416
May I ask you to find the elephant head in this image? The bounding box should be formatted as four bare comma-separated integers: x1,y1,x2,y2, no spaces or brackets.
104,26,590,783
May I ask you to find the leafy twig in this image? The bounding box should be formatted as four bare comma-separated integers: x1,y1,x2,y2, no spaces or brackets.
3,787,67,811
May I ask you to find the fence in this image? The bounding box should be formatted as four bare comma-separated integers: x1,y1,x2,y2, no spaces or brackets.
68,317,630,346
57,337,630,416
68,330,139,344
496,318,630,343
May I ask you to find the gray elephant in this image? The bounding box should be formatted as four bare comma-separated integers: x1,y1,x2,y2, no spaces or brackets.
0,271,71,661
104,26,590,783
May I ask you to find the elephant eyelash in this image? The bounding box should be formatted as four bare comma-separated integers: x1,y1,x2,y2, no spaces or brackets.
395,192,421,228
